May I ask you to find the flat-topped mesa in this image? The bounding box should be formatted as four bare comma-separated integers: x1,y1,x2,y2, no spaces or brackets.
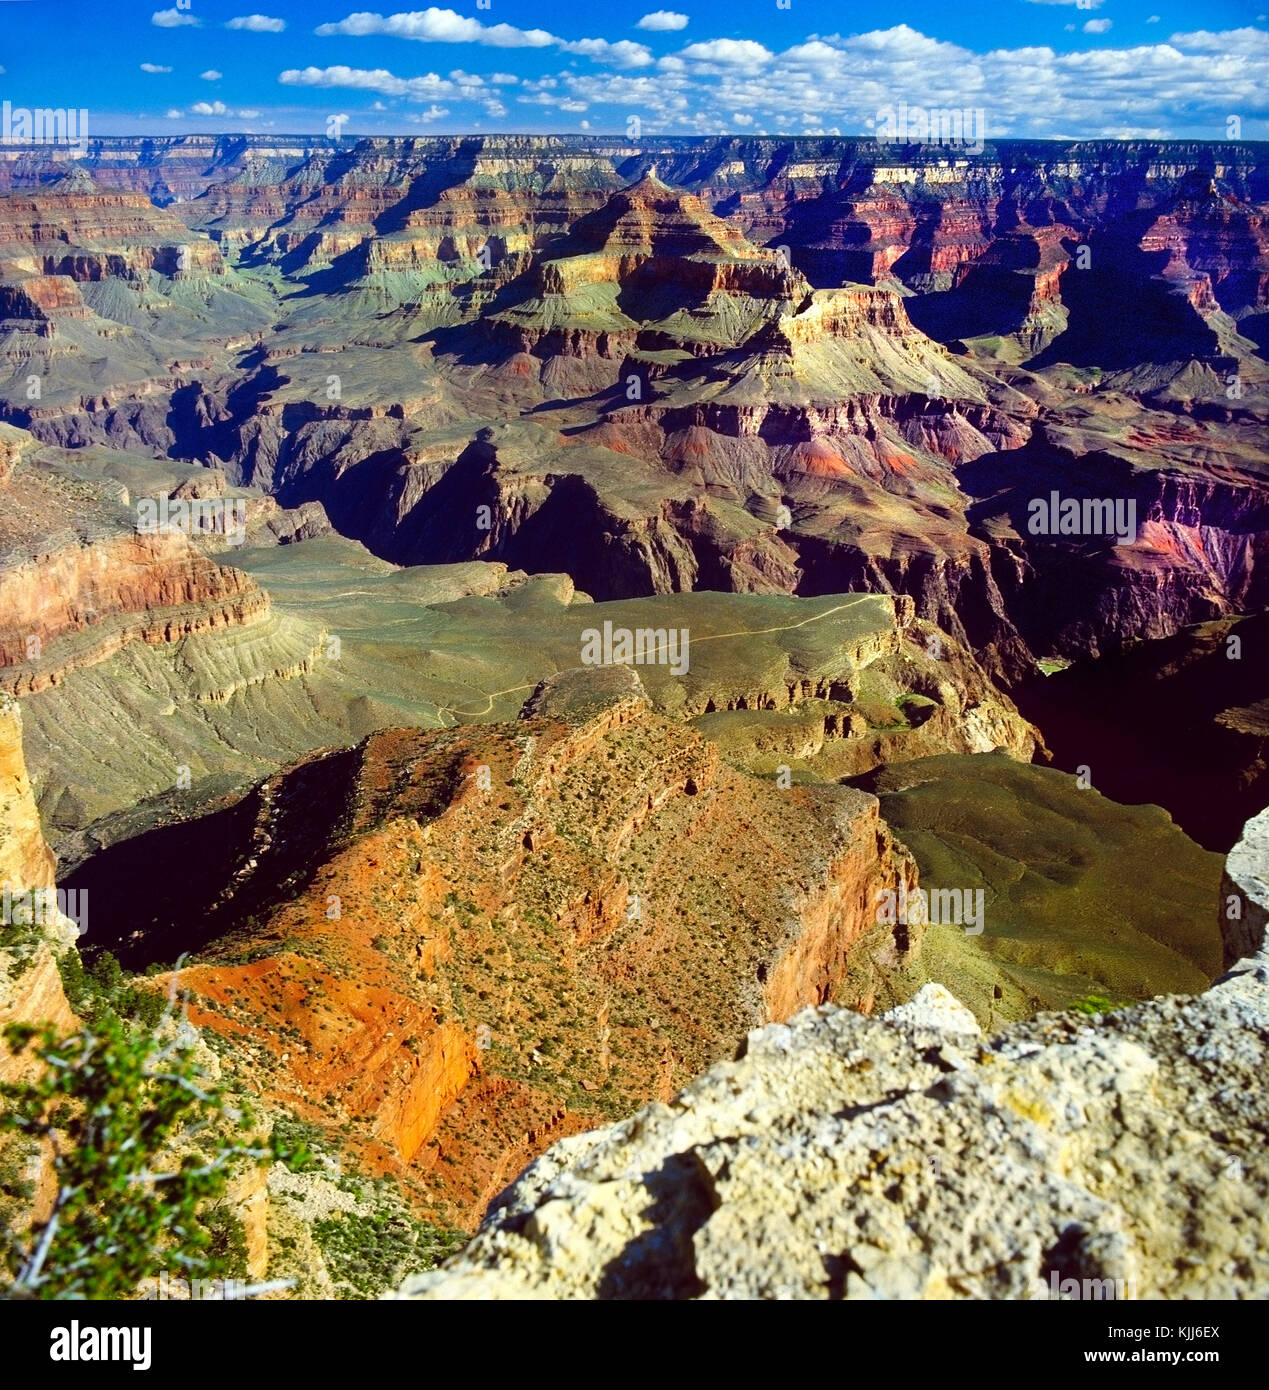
0,275,94,325
770,282,928,347
1132,188,1269,316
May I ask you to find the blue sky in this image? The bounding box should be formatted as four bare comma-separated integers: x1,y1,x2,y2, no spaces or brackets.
0,2,1266,138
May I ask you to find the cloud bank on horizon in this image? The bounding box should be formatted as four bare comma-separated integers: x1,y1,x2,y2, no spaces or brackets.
1,3,1266,139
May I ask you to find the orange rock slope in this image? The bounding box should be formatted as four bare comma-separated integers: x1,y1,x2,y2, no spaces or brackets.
152,670,920,1227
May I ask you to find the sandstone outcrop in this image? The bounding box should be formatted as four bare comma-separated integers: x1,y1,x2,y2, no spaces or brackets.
0,692,78,1087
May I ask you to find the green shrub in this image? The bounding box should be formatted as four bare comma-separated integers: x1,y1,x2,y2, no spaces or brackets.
1066,993,1129,1017
57,949,166,1028
0,1012,289,1300
313,1203,464,1300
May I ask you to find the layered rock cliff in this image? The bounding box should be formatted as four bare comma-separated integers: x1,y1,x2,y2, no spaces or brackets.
0,139,1263,690
0,693,78,1086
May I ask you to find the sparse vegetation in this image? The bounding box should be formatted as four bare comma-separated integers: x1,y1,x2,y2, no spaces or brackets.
1066,993,1130,1017
312,1192,464,1299
0,1011,283,1299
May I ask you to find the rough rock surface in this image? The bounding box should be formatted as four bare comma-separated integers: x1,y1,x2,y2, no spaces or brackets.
400,812,1269,1300
1222,806,1269,966
0,692,78,1086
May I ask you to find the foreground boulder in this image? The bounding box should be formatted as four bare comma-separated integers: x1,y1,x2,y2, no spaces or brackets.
400,810,1269,1300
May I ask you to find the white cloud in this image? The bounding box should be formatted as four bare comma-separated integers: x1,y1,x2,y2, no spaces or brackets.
318,10,650,65
238,108,261,118
489,72,519,85
1025,0,1104,6
636,11,689,31
190,100,229,116
678,38,772,67
226,14,286,32
731,112,754,126
279,65,457,101
1147,14,1160,21
140,62,172,74
152,8,199,27
165,108,184,119
560,38,652,69
1167,26,1269,54
517,90,588,111
1083,19,1112,34
317,9,554,48
506,24,1269,141
200,69,223,81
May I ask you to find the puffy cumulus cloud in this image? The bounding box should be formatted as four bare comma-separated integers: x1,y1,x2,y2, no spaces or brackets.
636,11,689,31
677,38,772,68
226,15,286,32
517,88,589,112
200,70,223,81
523,24,1269,140
152,8,199,27
1083,19,1113,34
1026,0,1104,6
173,100,268,121
316,9,555,48
318,9,652,66
782,40,848,65
139,63,172,74
560,38,652,68
279,64,456,101
1168,26,1269,54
